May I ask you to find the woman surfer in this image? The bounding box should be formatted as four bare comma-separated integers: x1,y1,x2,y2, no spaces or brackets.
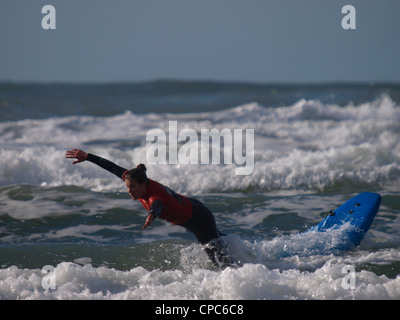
65,149,234,268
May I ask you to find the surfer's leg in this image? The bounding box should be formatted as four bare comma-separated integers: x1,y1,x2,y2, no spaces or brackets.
182,199,235,268
203,236,236,269
182,198,219,243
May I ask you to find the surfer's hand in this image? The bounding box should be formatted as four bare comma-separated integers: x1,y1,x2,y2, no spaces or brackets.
142,214,154,229
65,149,88,164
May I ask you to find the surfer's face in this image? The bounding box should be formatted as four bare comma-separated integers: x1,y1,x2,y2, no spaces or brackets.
125,179,147,200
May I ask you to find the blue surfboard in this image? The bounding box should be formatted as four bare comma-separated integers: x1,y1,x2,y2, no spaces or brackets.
308,192,381,250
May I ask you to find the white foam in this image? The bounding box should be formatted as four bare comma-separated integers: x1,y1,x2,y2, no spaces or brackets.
1,257,400,300
0,95,399,193
1,221,399,300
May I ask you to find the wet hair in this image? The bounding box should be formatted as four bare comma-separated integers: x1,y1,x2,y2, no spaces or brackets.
124,164,148,185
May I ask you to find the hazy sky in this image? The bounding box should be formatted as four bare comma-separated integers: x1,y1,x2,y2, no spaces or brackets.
1,0,399,83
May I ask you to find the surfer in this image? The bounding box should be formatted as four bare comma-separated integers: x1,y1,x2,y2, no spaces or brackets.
65,148,234,268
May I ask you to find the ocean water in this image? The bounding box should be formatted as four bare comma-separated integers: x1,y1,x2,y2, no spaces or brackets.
0,81,400,300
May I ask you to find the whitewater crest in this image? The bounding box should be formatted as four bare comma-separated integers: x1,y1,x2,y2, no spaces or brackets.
1,254,400,300
0,95,399,193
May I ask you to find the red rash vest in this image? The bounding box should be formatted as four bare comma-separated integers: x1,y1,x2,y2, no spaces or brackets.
138,179,192,225
85,154,192,225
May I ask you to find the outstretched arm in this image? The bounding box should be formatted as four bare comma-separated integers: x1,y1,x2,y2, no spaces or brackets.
65,149,88,164
65,148,128,180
